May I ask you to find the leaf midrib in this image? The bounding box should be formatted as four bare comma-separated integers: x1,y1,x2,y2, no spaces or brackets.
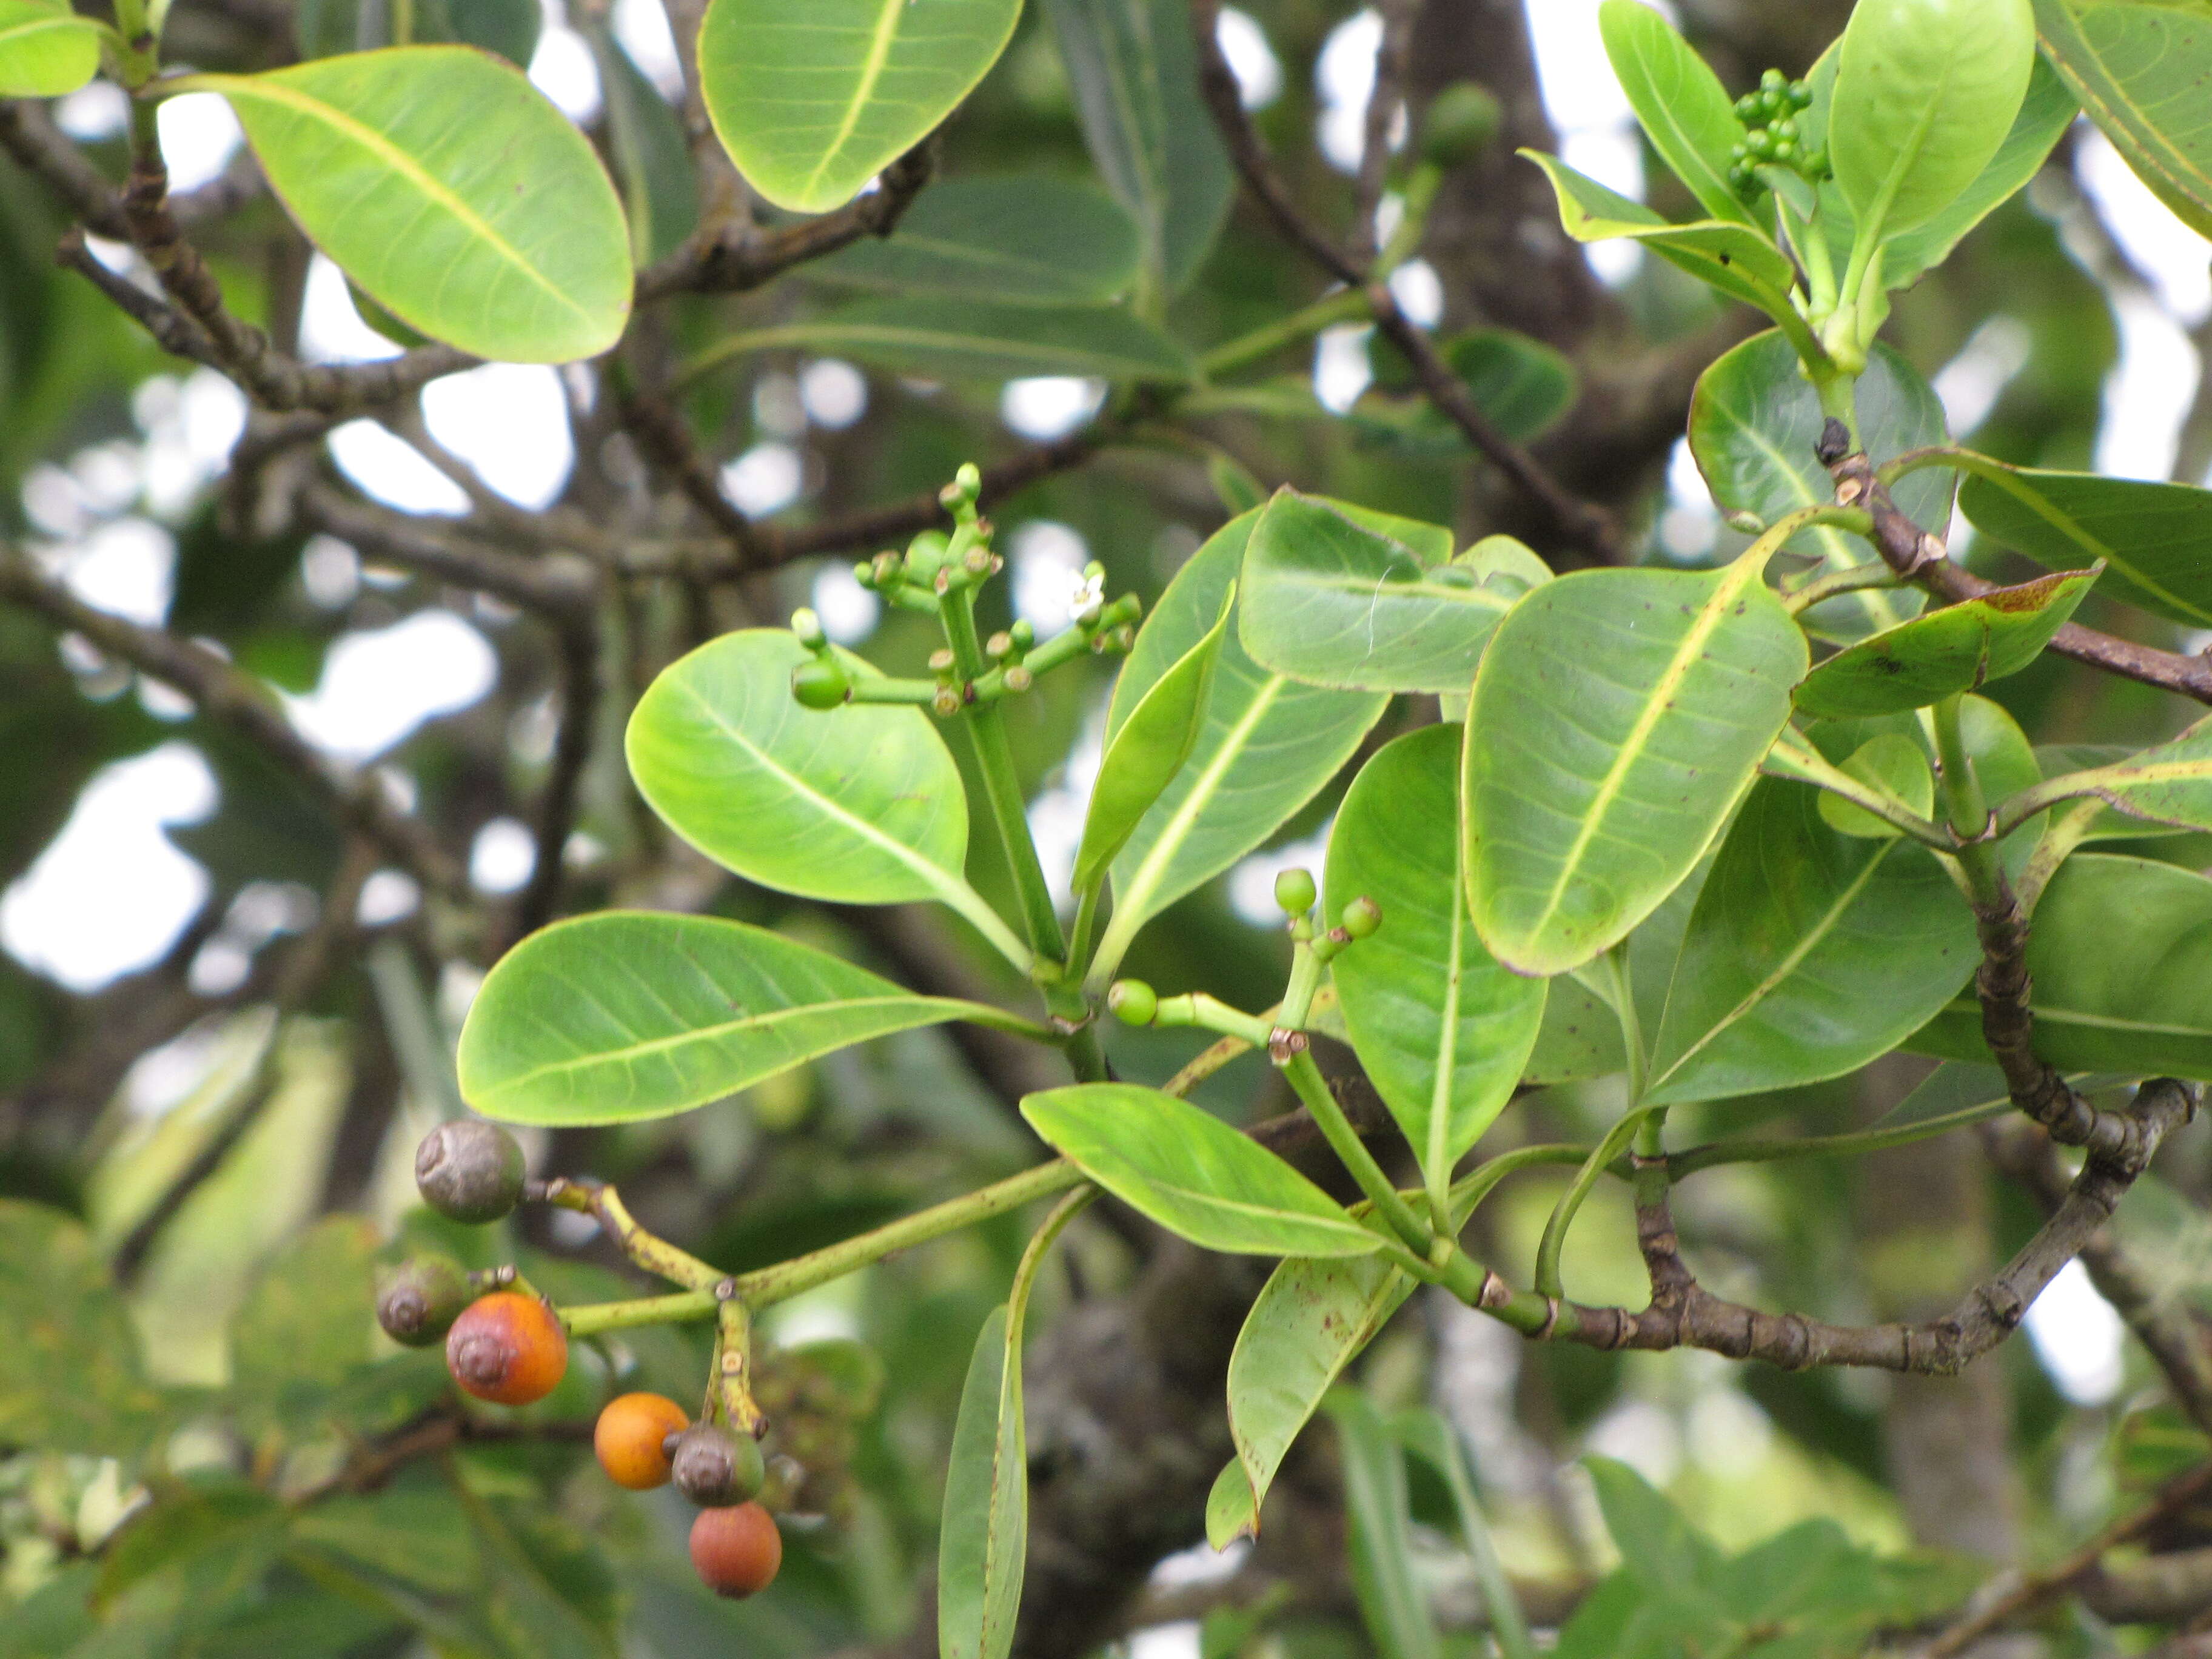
1970,468,2212,624
796,0,906,203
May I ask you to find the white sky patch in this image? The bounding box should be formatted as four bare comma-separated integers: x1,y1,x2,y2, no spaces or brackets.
1656,434,1718,560
2,743,217,993
721,441,804,518
1027,694,1110,910
469,817,537,895
421,364,575,510
1127,1624,1201,1659
1216,7,1281,111
57,517,175,627
1388,258,1445,327
1008,521,1091,634
1313,323,1374,413
2025,1259,2125,1406
285,609,498,762
1002,377,1106,441
55,79,126,141
1228,820,1332,927
611,0,683,98
1524,0,1651,284
800,358,868,429
2079,126,2212,326
810,561,880,645
299,255,403,366
155,93,243,195
1584,1396,1683,1484
530,0,603,124
1315,9,1382,174
357,869,421,927
2096,288,2199,482
1931,315,2034,439
301,534,361,609
327,420,472,516
135,369,249,520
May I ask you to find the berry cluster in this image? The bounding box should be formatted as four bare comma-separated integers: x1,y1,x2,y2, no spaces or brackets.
1728,69,1823,201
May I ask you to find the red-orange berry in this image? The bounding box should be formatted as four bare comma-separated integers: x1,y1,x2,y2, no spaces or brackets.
444,1291,568,1405
594,1392,691,1490
689,1502,782,1599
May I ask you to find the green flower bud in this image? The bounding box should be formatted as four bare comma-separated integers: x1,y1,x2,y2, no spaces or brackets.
1734,92,1761,122
789,608,826,650
1761,67,1788,93
1418,81,1502,166
1273,868,1317,916
791,658,850,710
377,1254,472,1346
1107,980,1159,1026
1341,896,1382,939
415,1119,526,1225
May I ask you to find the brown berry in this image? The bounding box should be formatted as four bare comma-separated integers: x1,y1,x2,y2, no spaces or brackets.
594,1392,691,1490
445,1291,567,1405
376,1254,472,1347
415,1119,526,1224
670,1421,766,1508
689,1502,782,1598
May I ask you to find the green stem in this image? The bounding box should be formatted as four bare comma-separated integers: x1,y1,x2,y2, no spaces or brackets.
1007,1185,1097,1347
1533,1107,1655,1302
1197,289,1371,380
1601,942,1644,1105
1931,692,2004,905
110,0,158,82
1666,1098,2020,1179
1279,1048,1445,1267
1783,559,1904,616
1814,369,1863,450
1763,729,1949,847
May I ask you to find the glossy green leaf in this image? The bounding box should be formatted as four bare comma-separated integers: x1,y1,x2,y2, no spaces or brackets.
1690,329,1946,638
1598,0,1755,225
1817,731,1935,838
1044,0,1233,293
699,0,1021,213
178,49,631,363
1463,552,1809,976
1962,692,2046,881
687,297,1191,386
811,175,1141,304
1956,458,2212,628
1237,491,1521,694
0,1202,169,1456
1021,1084,1384,1257
1328,726,1546,1188
1644,778,1975,1105
1524,973,1628,1082
588,23,698,266
0,1,101,97
1437,330,1580,445
1205,1457,1261,1550
1868,1059,2121,1133
1794,566,2100,718
939,1304,1024,1659
1325,1389,1439,1659
1908,853,2212,1078
458,912,1009,1125
1091,514,1389,982
2032,712,2212,833
2035,0,2212,240
1831,0,2036,247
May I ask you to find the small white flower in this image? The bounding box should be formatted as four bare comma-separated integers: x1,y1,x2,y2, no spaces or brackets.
1068,569,1105,621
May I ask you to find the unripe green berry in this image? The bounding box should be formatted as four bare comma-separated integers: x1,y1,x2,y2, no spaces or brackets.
1734,92,1761,122
1419,81,1502,166
671,1422,766,1509
1273,868,1316,916
1761,67,1787,93
1107,980,1159,1026
1341,896,1383,939
791,659,850,710
377,1253,472,1346
789,608,826,650
415,1119,526,1225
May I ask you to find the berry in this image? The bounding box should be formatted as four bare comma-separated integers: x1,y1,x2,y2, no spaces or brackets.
1273,868,1316,916
595,1392,692,1490
1418,81,1501,166
415,1119,526,1224
791,657,851,710
1107,979,1159,1027
1341,896,1383,940
445,1292,568,1405
377,1254,472,1347
671,1421,766,1508
690,1502,782,1598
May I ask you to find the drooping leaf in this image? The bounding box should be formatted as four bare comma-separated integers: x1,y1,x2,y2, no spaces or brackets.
1021,1084,1384,1257
2030,712,2212,834
1328,726,1546,1190
174,49,631,363
0,0,101,98
1689,329,1946,638
1236,491,1522,694
1907,853,2212,1076
1644,778,1976,1105
685,297,1192,386
1792,566,2100,717
2035,0,2212,240
1044,0,1233,294
699,0,1022,213
1205,1458,1262,1550
1072,588,1232,893
0,1202,170,1456
1090,514,1388,982
1462,552,1809,976
458,912,1013,1125
1956,458,2212,628
939,1304,1025,1659
1598,0,1757,226
1325,1390,1439,1659
810,175,1141,304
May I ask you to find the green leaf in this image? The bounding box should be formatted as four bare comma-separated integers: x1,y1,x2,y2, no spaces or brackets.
1205,1458,1261,1550
1817,731,1935,838
1960,692,2046,882
686,296,1193,386
939,1305,1025,1659
588,22,699,266
627,629,995,928
699,0,1021,213
1073,587,1232,893
176,49,631,363
0,1,101,97
1328,726,1546,1189
2034,0,2212,240
0,1202,170,1455
1689,329,1946,638
1830,0,2036,247
1463,553,1809,976
1586,1455,1723,1594
1236,491,1522,694
1392,1410,1538,1659
1956,458,2212,628
2033,712,2212,833
1021,1084,1384,1256
1525,973,1629,1083
809,175,1141,304
1325,1389,1439,1659
231,1215,378,1432
1598,0,1757,225
1044,0,1233,294
1908,852,2212,1076
457,912,1010,1125
1091,514,1389,982
1793,566,2100,718
1644,778,1975,1105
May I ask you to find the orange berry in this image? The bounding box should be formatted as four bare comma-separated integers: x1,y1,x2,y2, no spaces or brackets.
445,1291,568,1405
594,1392,691,1489
690,1502,782,1599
